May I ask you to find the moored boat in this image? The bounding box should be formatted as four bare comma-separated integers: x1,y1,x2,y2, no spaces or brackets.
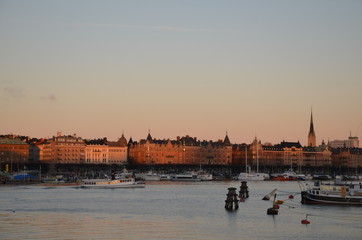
197,171,213,181
171,172,201,181
81,178,145,189
270,169,298,181
238,172,269,181
301,181,362,205
159,174,171,180
142,171,161,181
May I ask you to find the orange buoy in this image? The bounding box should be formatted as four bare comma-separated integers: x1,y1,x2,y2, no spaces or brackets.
289,195,294,199
276,200,284,204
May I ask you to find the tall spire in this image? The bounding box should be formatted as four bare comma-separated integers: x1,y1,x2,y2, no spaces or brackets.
224,131,231,146
308,108,316,147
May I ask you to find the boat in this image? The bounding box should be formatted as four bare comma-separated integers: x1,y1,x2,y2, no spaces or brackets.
301,181,362,205
238,165,269,181
171,172,201,181
142,171,161,181
81,178,145,189
238,146,269,181
312,174,332,180
238,171,269,181
159,174,171,180
197,171,213,181
270,169,298,181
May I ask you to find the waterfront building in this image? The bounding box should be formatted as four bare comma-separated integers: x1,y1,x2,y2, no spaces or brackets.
231,139,332,170
128,132,232,165
231,111,332,170
29,138,52,163
85,134,128,164
331,148,362,169
0,137,29,172
49,132,86,164
329,135,359,148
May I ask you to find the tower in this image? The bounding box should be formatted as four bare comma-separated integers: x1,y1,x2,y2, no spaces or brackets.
308,110,316,147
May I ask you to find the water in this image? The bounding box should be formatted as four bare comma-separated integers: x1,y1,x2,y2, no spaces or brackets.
0,181,361,240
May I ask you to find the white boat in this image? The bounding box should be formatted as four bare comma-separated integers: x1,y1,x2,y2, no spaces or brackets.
197,171,213,181
81,178,145,188
238,171,269,181
142,172,161,181
171,173,201,181
238,146,269,181
159,174,171,180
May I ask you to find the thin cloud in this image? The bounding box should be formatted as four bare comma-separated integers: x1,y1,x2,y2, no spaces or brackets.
41,94,57,102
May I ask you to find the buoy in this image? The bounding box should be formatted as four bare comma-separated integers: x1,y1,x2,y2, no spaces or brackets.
267,194,279,215
301,214,310,224
267,207,278,215
239,197,245,202
276,200,284,204
273,204,279,209
289,195,294,199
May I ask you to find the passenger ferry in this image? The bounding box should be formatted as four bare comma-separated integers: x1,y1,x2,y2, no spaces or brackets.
301,181,362,205
81,178,145,189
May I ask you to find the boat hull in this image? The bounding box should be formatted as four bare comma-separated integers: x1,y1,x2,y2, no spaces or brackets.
81,178,145,189
81,183,145,189
171,175,201,181
301,191,362,205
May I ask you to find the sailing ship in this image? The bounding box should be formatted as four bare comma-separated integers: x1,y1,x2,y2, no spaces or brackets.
238,145,269,181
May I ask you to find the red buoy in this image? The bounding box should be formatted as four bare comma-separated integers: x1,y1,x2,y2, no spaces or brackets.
289,195,294,199
301,214,310,224
273,204,280,209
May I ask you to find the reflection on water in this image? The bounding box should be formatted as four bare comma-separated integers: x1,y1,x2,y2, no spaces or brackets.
0,181,361,240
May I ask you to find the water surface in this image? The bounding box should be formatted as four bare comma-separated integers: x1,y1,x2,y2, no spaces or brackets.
0,181,361,239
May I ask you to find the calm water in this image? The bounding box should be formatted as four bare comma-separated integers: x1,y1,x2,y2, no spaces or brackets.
0,181,361,240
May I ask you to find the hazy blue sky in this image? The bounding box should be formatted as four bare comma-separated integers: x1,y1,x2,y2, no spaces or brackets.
1,0,361,145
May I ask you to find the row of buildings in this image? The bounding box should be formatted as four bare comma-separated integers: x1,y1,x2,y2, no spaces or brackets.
0,113,361,172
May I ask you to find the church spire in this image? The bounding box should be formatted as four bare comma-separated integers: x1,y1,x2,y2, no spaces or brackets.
308,108,316,147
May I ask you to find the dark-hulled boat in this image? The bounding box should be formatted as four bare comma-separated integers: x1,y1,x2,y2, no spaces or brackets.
301,181,362,205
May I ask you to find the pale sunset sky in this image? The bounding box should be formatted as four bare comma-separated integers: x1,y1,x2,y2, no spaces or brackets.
0,0,361,145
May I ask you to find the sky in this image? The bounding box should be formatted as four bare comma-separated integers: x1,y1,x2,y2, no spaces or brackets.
0,0,361,145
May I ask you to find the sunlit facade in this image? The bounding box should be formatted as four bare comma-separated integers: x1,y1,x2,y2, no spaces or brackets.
128,132,232,165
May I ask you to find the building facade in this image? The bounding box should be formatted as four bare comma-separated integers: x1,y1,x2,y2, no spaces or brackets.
128,132,232,166
85,135,128,164
0,137,29,172
49,133,86,164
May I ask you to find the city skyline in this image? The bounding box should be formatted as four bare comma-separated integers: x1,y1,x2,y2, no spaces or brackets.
1,1,361,145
